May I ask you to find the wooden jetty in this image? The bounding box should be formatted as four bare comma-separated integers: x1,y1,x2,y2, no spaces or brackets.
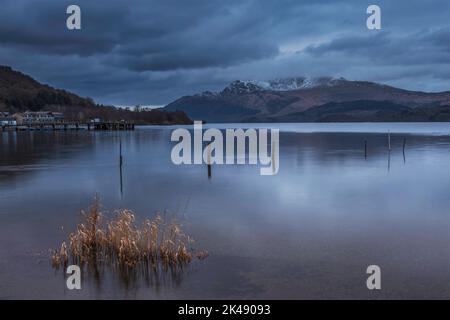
1,121,135,132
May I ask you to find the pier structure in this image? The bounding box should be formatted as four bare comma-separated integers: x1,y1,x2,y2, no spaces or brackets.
1,121,135,132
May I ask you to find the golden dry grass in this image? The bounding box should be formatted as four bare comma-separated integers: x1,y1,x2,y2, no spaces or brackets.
52,197,207,270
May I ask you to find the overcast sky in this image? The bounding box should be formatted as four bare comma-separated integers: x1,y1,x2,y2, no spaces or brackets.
1,0,450,106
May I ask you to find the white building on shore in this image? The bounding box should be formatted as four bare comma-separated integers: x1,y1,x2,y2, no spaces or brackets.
13,111,64,125
0,112,17,126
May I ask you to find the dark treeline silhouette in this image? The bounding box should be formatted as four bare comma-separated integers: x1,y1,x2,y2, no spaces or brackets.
0,65,191,125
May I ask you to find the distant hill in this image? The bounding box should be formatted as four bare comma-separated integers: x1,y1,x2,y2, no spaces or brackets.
0,66,95,112
163,77,450,122
0,65,192,125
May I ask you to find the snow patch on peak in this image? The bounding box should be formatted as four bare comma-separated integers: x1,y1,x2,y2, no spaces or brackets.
263,77,347,91
195,90,219,97
222,77,347,94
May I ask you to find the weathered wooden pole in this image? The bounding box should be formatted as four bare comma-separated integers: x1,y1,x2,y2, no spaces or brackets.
118,139,123,197
119,140,123,167
207,143,212,178
272,141,276,174
388,130,392,152
403,138,407,163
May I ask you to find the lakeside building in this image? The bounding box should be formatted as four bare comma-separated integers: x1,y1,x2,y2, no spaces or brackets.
0,117,17,126
13,111,64,125
0,112,16,125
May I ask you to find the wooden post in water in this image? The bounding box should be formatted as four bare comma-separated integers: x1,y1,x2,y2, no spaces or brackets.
119,139,124,197
119,140,123,167
207,143,212,178
403,138,407,163
271,140,277,175
388,130,391,152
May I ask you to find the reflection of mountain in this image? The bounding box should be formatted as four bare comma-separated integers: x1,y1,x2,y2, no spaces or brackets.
163,78,450,122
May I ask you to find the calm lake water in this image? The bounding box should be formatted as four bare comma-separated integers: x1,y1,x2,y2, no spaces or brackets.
1,122,450,299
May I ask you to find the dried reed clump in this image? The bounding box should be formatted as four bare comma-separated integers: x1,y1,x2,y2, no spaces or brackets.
52,198,207,270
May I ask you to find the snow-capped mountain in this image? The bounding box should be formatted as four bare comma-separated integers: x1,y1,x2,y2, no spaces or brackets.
220,77,347,95
164,77,450,123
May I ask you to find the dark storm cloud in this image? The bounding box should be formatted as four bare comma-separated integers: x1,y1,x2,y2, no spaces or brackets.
305,32,391,56
0,0,280,68
0,1,124,55
304,27,450,66
0,0,450,105
115,41,278,71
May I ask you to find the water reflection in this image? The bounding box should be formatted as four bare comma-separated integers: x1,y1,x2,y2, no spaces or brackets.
2,124,450,299
71,260,188,293
119,139,124,198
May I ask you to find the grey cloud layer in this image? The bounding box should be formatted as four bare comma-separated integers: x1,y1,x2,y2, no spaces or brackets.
0,0,449,105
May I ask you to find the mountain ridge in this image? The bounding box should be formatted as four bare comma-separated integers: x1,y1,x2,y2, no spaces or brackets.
163,77,450,122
